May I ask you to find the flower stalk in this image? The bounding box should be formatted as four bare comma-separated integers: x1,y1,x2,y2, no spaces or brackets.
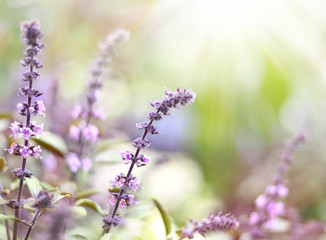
103,88,196,233
67,29,129,178
6,20,45,240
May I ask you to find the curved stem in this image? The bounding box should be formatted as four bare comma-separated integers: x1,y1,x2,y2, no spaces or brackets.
104,110,158,234
23,210,41,240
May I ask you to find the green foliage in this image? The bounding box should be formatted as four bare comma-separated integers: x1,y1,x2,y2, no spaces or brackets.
75,198,105,216
100,233,116,240
152,198,172,236
31,133,68,158
25,176,42,198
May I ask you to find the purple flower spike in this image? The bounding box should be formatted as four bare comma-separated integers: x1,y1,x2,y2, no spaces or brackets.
104,88,195,233
67,29,129,175
180,212,239,239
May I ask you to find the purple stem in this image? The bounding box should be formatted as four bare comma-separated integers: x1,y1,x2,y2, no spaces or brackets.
104,110,159,234
13,61,34,240
23,210,41,240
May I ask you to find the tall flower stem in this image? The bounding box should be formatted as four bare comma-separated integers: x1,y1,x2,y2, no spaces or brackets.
23,210,41,240
0,180,10,240
105,114,156,234
103,88,196,233
13,44,35,240
68,29,129,178
7,20,45,240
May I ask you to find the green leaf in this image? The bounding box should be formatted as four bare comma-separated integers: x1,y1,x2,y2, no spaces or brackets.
124,203,155,219
31,133,68,157
70,206,87,217
153,198,172,236
75,198,105,216
25,176,42,198
75,189,99,201
94,149,121,164
0,156,7,172
100,233,116,240
49,187,71,204
0,213,18,221
40,181,55,191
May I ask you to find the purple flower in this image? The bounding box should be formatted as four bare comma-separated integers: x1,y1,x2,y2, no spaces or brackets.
267,202,284,216
119,199,127,209
33,100,46,116
255,195,268,209
32,145,42,159
69,125,80,140
129,178,141,191
108,195,116,206
92,106,105,119
9,121,21,139
81,157,92,172
71,104,83,119
82,124,99,143
128,195,136,205
31,122,43,138
19,146,32,158
120,151,133,164
66,153,81,172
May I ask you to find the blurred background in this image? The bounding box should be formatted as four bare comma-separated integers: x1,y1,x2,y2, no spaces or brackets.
1,0,326,239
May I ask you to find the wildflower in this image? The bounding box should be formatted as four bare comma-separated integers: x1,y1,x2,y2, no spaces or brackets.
66,153,81,172
66,29,129,175
33,191,54,210
180,212,239,239
104,88,195,232
129,178,141,191
9,121,21,139
69,125,80,140
20,146,32,158
81,157,92,172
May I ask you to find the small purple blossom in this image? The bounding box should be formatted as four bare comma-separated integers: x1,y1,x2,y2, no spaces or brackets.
19,146,32,158
69,125,80,140
9,121,21,139
82,124,99,143
81,157,92,172
33,100,46,116
66,153,81,172
31,145,42,159
129,178,141,191
22,126,32,140
267,202,284,216
71,104,83,119
120,151,133,164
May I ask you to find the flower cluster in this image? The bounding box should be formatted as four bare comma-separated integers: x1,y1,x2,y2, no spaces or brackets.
248,133,305,239
6,21,45,161
32,191,54,210
103,88,195,232
180,212,239,239
66,29,129,173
